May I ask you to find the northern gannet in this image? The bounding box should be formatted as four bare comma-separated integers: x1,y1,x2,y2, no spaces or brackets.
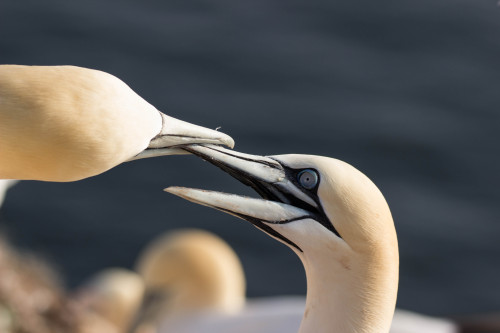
0,65,234,182
165,144,400,333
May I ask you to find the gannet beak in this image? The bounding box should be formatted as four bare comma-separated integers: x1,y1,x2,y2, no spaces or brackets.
165,186,310,252
175,144,319,209
130,114,235,160
164,144,329,251
165,187,312,225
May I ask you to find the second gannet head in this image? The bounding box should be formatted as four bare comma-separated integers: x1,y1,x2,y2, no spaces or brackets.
136,229,245,318
165,145,399,333
0,65,233,181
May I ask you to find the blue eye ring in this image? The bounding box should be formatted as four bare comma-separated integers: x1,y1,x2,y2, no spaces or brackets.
297,169,318,190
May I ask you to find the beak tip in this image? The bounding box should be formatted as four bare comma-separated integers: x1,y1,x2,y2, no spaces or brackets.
164,186,184,197
163,186,176,194
156,113,236,149
225,136,235,149
209,130,235,149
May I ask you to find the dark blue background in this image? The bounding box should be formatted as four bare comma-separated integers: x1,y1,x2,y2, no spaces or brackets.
1,0,499,316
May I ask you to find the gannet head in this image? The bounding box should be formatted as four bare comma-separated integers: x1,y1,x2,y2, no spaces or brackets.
165,145,397,258
131,229,245,331
136,229,245,316
165,145,399,332
0,65,234,181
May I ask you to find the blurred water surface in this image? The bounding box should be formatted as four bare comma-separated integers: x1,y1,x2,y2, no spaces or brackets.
1,0,499,315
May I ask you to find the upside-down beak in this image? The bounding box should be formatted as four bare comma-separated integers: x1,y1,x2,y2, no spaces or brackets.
130,114,235,160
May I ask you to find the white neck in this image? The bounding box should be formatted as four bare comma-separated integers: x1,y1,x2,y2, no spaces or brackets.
297,247,398,333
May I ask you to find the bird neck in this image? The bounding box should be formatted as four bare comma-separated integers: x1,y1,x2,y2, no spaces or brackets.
298,247,398,333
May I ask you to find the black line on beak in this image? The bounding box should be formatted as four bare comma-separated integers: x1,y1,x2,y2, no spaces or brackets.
184,145,342,240
183,146,276,199
216,207,303,252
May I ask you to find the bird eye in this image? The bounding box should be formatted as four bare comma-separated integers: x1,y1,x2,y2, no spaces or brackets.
297,169,318,190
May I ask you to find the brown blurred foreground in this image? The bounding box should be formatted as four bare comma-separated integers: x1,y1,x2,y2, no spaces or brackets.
0,237,120,333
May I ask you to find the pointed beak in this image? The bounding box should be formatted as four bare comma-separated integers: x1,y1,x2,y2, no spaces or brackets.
164,187,309,252
163,144,293,220
179,144,319,209
130,114,235,160
164,187,311,225
163,144,323,252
